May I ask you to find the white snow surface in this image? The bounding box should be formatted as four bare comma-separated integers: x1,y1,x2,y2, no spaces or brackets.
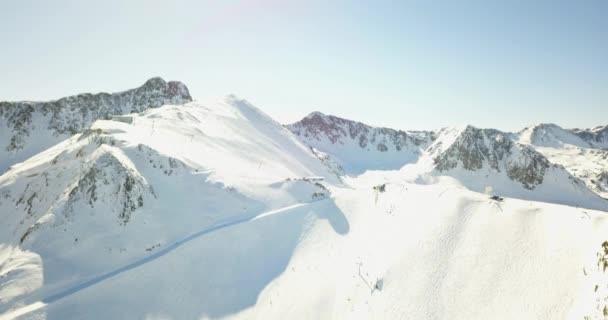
0,99,608,319
519,123,592,148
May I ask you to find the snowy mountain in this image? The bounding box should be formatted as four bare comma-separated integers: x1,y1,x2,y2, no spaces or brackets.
518,123,608,198
0,77,192,174
2,158,608,319
572,125,608,149
1,88,608,319
286,112,434,174
419,125,607,210
288,113,607,209
519,123,592,148
0,96,338,318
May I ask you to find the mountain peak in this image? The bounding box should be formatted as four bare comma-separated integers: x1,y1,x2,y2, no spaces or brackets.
304,111,327,119
142,76,166,87
287,113,434,174
518,122,590,148
0,78,193,173
137,77,192,102
427,125,607,209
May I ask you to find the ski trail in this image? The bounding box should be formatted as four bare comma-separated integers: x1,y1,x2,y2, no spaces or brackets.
1,199,328,320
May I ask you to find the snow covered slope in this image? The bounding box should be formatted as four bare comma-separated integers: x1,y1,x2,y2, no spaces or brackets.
287,113,608,208
518,124,608,198
0,77,192,174
287,112,433,174
1,93,608,319
0,96,338,317
519,123,592,148
3,170,608,320
412,125,608,210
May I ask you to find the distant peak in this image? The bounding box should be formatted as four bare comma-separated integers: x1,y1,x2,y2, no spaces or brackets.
142,77,167,87
533,123,562,129
306,111,327,118
463,124,478,131
521,123,565,134
136,77,191,102
452,125,483,136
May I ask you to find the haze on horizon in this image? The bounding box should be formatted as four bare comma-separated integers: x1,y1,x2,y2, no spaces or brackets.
0,0,606,131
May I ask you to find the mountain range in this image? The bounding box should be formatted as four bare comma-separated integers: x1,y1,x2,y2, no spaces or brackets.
1,78,607,320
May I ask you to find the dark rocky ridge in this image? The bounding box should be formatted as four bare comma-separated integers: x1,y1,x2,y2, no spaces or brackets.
286,112,435,173
432,126,553,189
0,77,191,173
287,111,433,151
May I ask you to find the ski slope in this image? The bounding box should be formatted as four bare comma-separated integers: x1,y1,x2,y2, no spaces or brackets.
3,173,608,319
0,199,326,320
1,95,608,319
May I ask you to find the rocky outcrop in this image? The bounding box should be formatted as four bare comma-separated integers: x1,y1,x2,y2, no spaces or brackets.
571,125,608,149
0,77,192,173
433,127,514,172
11,132,157,245
432,126,551,190
64,148,150,226
426,125,608,209
287,112,434,173
287,112,432,151
584,241,608,319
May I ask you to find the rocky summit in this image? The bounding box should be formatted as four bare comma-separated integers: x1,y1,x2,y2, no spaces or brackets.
0,77,191,173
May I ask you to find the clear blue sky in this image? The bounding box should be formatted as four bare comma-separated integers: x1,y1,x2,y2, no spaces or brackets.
1,0,606,130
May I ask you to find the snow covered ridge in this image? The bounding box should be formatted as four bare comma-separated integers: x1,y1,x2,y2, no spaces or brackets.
0,96,339,242
431,125,550,189
286,111,434,173
571,125,608,149
423,125,608,210
518,122,608,150
518,123,593,148
0,77,192,173
288,114,607,209
517,123,608,198
2,94,608,318
0,98,339,315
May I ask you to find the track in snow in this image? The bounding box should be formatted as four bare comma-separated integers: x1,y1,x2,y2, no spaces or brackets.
0,199,327,320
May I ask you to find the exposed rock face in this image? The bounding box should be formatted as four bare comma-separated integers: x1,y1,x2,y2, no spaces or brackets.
592,171,608,195
504,148,552,190
288,112,432,150
433,127,513,172
0,77,192,173
571,125,608,149
432,126,551,190
584,241,608,320
7,133,156,246
287,112,434,173
64,149,149,226
309,147,345,177
424,125,608,209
